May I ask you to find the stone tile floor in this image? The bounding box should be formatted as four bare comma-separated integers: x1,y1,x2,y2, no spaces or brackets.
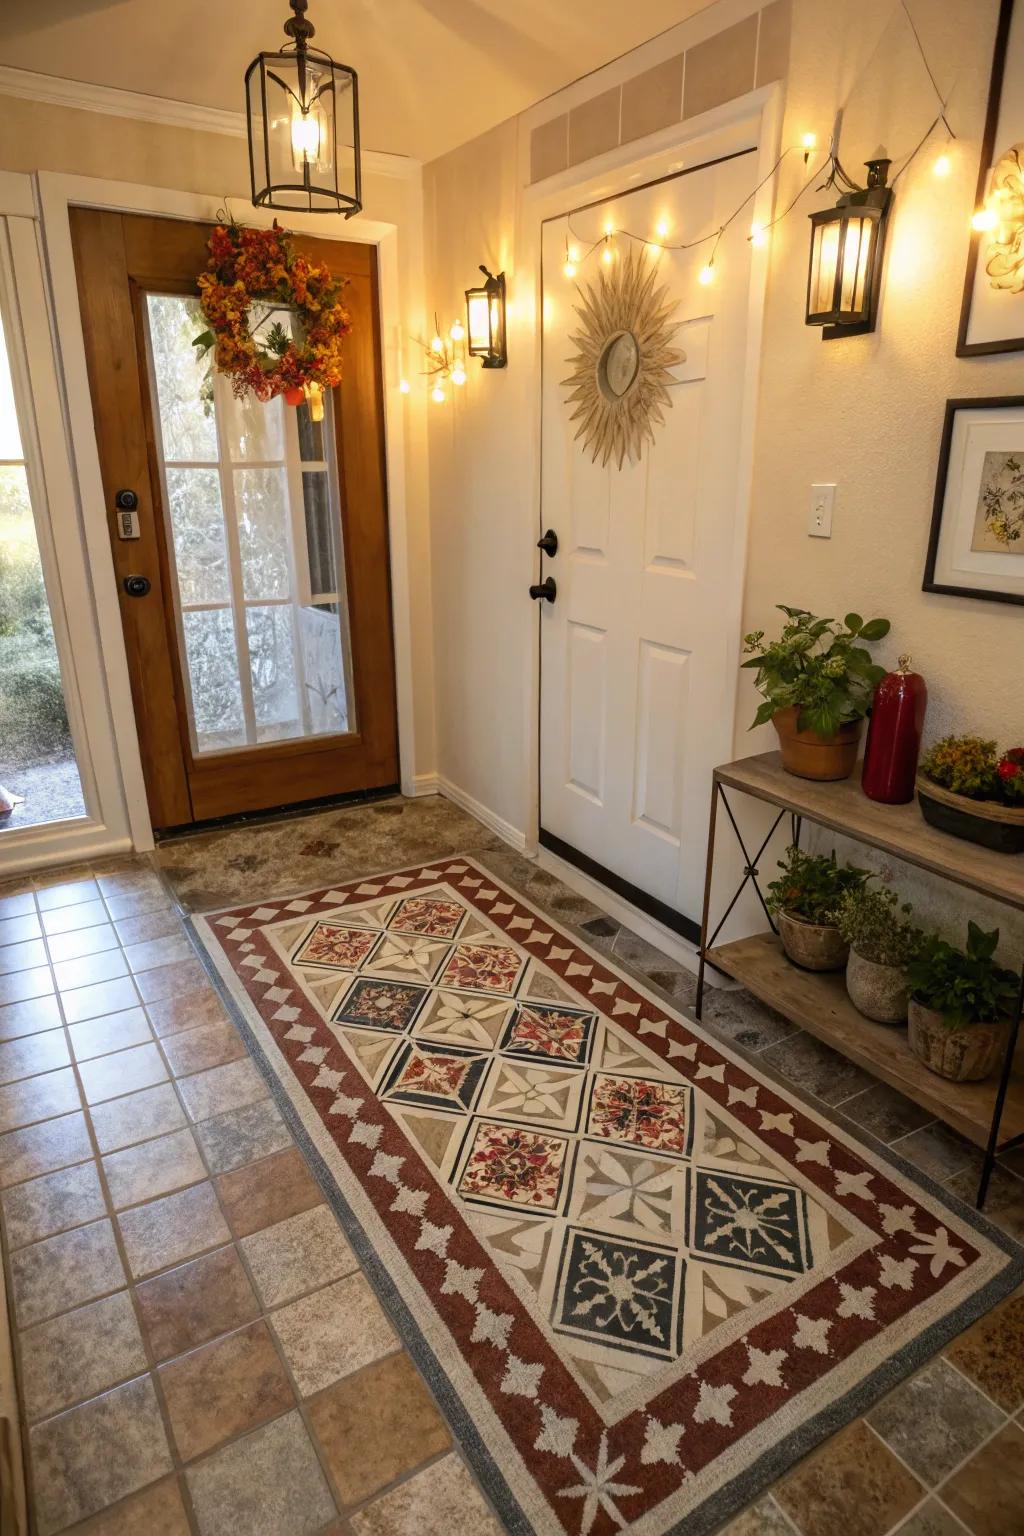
0,792,1019,1534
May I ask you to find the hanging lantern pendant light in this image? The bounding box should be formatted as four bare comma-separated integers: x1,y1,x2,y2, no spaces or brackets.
246,0,362,216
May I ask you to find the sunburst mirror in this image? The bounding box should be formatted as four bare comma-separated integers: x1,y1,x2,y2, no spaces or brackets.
562,244,685,470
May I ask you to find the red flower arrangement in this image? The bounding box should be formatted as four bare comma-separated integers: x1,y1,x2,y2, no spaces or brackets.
193,220,352,416
997,746,1024,802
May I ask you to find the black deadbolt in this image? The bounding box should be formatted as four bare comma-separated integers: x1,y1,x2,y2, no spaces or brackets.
123,574,151,598
529,577,556,603
537,528,558,557
115,489,139,512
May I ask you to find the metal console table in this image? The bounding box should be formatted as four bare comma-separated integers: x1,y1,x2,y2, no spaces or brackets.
694,751,1024,1209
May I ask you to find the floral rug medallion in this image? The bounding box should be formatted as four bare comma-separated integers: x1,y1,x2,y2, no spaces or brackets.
193,858,1021,1536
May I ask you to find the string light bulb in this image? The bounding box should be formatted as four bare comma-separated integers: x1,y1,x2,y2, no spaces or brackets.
972,206,997,231
801,131,816,164
449,319,465,342
601,238,614,266
655,219,670,240
452,363,466,385
430,333,444,354
563,259,577,279
431,383,446,403
698,260,715,286
399,378,411,394
750,222,768,248
933,151,952,178
603,218,614,237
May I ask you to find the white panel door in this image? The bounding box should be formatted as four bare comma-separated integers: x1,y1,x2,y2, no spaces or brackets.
539,147,758,924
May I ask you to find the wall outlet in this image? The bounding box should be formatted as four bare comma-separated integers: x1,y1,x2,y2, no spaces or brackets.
808,483,835,538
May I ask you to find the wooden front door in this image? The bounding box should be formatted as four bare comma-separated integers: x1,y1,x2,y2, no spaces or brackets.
71,210,398,829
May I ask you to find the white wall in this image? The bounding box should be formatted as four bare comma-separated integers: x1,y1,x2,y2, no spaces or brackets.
423,0,1024,947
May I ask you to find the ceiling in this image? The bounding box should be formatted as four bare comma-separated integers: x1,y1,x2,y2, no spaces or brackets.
0,0,712,163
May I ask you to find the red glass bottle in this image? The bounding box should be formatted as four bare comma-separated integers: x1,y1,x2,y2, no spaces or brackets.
861,656,928,804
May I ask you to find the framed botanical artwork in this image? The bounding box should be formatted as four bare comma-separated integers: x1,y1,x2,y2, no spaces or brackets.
957,0,1024,355
924,396,1024,605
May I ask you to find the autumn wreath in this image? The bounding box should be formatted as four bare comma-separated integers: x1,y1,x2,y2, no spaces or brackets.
193,220,351,419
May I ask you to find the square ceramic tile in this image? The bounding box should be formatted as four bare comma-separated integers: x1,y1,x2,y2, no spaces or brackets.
19,1290,148,1422
122,933,194,975
0,911,42,947
194,1097,292,1175
941,1422,1024,1536
40,899,108,937
45,924,118,964
135,957,208,1003
0,965,54,1007
216,1145,321,1237
0,1067,81,1133
241,1204,358,1307
145,987,230,1039
103,1127,206,1210
53,949,128,994
88,1083,186,1154
61,976,140,1026
117,1181,230,1278
185,1410,336,1536
0,890,34,919
69,1007,153,1062
51,1477,190,1534
103,888,172,923
135,1245,260,1362
78,1043,168,1105
349,1453,501,1536
307,1351,451,1505
10,1218,125,1326
0,992,62,1042
868,1359,1006,1483
0,1028,71,1085
160,1018,246,1078
0,1111,92,1188
113,908,182,948
177,1057,267,1122
29,1374,173,1535
0,937,48,976
270,1271,397,1395
159,1319,295,1461
1,1158,106,1247
36,878,99,912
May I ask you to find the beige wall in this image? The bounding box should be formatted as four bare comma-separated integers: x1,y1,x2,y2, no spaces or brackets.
0,95,437,788
424,0,1022,938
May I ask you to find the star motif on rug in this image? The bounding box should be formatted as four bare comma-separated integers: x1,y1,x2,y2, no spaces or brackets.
557,1432,642,1536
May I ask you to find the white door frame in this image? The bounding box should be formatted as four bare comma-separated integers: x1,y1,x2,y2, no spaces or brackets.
34,170,422,854
515,84,781,963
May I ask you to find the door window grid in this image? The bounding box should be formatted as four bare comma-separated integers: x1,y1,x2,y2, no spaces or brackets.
144,294,354,757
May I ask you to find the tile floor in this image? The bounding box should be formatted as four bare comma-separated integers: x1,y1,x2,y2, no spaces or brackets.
0,793,1020,1535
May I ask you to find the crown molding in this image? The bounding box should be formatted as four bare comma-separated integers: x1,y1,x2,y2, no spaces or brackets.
0,65,420,181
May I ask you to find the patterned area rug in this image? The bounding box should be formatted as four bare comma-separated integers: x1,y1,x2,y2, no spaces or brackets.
192,856,1022,1535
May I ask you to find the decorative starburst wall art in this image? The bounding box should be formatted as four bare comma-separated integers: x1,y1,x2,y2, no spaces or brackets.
562,244,685,470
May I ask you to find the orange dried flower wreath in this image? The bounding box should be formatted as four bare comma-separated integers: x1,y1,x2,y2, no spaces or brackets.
194,220,352,416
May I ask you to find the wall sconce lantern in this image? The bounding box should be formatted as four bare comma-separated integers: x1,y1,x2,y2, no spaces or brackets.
464,267,507,368
246,0,361,216
805,158,892,338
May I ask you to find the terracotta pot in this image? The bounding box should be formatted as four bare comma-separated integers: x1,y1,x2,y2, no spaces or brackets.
776,909,849,972
846,948,908,1024
772,707,862,782
916,776,1024,855
907,998,1011,1082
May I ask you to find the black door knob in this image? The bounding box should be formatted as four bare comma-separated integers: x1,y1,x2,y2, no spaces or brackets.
115,489,139,512
529,577,556,603
537,528,558,557
123,574,151,598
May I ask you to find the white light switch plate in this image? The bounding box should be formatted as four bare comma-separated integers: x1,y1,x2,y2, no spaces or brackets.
809,483,835,538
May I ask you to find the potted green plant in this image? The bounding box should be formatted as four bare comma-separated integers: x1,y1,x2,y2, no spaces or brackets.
905,922,1019,1082
917,736,1024,854
742,607,891,781
831,884,922,1024
766,846,867,971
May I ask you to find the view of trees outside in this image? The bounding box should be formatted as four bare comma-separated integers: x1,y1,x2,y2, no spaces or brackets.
146,294,349,753
0,313,85,827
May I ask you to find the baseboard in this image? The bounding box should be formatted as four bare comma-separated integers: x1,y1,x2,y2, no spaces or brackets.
407,773,441,798
435,776,528,853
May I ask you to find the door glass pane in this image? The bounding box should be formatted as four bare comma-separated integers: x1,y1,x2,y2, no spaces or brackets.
165,468,230,605
181,609,245,751
144,292,355,756
0,316,86,830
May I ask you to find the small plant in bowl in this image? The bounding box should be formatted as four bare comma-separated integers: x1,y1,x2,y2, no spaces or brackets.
917,736,1024,854
741,607,890,781
766,846,867,972
832,884,922,1024
905,922,1019,1081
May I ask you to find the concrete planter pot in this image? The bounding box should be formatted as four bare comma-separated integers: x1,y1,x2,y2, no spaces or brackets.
846,948,908,1024
776,910,849,972
907,998,1011,1082
772,707,862,782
